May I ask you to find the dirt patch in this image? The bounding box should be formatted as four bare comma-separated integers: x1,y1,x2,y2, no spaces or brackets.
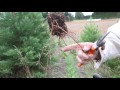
47,44,66,78
66,18,119,34
47,58,66,78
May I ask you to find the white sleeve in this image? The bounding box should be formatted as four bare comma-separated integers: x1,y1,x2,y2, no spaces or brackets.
94,21,120,69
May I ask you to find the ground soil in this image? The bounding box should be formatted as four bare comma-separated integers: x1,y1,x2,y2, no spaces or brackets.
66,18,118,34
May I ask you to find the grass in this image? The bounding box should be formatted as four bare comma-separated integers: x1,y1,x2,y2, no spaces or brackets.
96,64,113,78
49,36,60,64
97,57,120,78
79,62,97,78
63,52,78,78
46,35,79,78
59,37,78,78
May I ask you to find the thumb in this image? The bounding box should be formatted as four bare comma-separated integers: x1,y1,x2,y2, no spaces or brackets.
83,46,91,51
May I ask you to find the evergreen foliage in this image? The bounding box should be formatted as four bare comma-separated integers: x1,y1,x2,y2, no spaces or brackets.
0,12,50,78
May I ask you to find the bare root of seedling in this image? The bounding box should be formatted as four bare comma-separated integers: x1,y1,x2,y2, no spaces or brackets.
47,12,68,38
47,12,81,47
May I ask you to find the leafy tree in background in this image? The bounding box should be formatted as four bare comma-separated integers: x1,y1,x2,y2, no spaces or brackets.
75,12,84,20
92,12,120,19
0,12,50,78
64,12,74,21
42,12,48,18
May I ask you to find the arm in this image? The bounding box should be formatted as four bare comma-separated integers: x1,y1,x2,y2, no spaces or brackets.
94,21,120,69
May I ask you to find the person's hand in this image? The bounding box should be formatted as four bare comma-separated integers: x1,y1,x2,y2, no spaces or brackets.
62,42,94,66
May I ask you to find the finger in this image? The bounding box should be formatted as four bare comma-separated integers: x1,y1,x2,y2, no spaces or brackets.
82,43,93,51
62,43,81,52
83,45,92,52
76,56,87,66
77,63,83,67
76,56,82,63
88,54,94,59
62,42,93,52
77,49,89,59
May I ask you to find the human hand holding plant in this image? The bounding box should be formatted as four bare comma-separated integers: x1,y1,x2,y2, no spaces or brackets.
62,42,95,67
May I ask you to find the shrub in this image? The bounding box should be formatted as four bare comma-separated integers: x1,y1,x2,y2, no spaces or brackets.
0,12,50,78
80,22,101,42
104,57,120,78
